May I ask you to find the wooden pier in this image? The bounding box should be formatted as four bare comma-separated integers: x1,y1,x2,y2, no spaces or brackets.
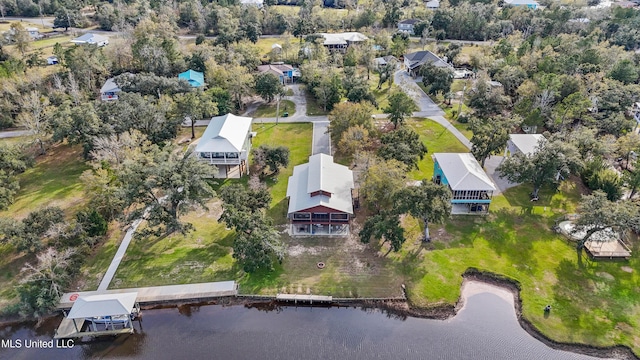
58,281,238,309
276,294,333,304
54,318,133,339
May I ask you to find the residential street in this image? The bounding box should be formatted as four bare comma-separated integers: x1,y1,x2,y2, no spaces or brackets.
0,129,32,139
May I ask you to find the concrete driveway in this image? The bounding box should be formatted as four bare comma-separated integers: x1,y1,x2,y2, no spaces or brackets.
312,121,331,155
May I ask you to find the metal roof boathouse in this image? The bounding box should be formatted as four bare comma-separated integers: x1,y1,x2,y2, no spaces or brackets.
55,293,140,339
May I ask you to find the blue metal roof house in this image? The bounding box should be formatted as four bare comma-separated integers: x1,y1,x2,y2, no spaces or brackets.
179,70,205,87
433,153,496,214
504,0,540,9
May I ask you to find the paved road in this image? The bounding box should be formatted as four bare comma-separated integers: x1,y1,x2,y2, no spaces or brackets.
1,16,54,27
0,129,32,139
312,121,331,155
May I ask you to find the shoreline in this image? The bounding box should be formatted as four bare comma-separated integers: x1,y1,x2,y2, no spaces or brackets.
0,269,637,360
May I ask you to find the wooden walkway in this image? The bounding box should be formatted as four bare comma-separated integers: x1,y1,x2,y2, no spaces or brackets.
58,281,238,309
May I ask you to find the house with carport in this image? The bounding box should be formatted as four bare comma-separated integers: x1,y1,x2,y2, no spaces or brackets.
433,153,496,214
286,153,355,236
194,114,254,178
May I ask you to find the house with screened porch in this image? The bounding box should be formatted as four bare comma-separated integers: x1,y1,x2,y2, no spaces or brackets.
433,153,496,214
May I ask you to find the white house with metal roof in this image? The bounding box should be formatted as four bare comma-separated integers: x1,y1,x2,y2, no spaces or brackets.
433,153,496,214
286,153,355,235
194,114,253,178
504,134,545,157
71,33,109,46
100,77,121,101
319,32,369,52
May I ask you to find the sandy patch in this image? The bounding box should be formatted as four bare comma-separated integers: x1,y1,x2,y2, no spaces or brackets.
461,280,515,305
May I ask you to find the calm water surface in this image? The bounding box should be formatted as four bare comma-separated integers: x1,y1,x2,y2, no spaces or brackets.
0,292,606,360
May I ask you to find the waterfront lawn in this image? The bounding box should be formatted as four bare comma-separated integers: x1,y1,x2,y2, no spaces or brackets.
406,118,470,181
0,143,89,220
392,182,640,354
110,200,240,289
75,227,123,291
251,123,313,224
0,143,88,311
240,231,405,299
250,100,296,118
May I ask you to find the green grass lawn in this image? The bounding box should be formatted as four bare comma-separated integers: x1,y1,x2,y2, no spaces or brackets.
304,87,329,116
251,123,313,223
406,118,470,181
440,103,473,140
369,73,393,113
250,100,296,118
389,182,640,354
0,143,88,310
110,199,240,289
0,143,89,220
76,226,123,291
90,123,313,289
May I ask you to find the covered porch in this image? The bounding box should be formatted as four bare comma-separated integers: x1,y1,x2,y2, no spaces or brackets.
290,223,349,236
451,202,491,215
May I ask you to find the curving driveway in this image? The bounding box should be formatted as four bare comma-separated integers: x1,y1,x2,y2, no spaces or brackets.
394,70,471,150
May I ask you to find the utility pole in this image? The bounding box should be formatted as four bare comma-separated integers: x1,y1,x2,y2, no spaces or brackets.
275,92,281,125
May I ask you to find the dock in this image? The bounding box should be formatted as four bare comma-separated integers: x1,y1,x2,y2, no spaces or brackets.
58,281,238,309
276,294,333,304
585,240,632,260
54,318,133,339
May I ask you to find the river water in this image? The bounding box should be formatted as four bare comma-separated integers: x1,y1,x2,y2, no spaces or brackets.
0,282,609,360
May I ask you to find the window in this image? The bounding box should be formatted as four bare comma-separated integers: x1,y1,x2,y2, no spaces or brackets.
331,213,348,221
312,213,329,221
293,213,310,220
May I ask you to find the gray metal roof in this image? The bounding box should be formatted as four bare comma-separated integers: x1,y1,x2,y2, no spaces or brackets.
404,51,449,70
286,154,354,214
195,114,253,153
66,292,137,319
100,78,120,93
508,134,545,156
320,32,368,46
504,0,540,5
71,33,108,44
433,153,496,191
399,19,421,25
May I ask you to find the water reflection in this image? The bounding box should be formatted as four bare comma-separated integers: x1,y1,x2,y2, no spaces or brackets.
0,292,609,360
